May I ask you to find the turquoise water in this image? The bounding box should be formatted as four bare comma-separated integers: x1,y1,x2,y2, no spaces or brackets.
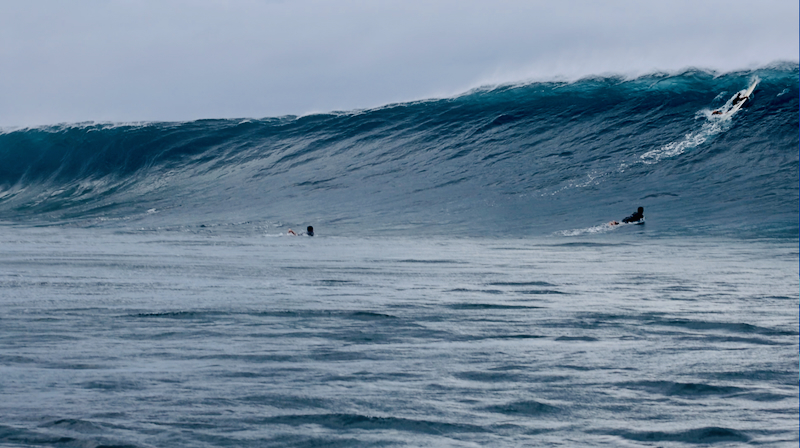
0,64,797,237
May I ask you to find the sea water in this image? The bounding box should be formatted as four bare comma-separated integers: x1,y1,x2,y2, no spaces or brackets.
0,227,797,447
1,64,798,446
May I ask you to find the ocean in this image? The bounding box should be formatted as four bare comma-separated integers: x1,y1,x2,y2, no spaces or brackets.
0,63,798,447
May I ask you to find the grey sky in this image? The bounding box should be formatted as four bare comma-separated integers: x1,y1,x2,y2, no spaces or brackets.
1,0,797,126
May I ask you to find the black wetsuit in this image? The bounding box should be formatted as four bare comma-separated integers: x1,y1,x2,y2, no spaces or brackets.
306,231,314,237
622,211,644,223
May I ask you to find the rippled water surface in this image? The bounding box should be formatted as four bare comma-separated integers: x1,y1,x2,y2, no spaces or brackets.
1,228,797,447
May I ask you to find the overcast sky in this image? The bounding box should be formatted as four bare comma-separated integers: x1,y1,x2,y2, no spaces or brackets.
1,0,797,126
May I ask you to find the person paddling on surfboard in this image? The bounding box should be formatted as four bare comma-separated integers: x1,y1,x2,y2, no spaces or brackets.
712,92,748,115
609,207,644,226
622,207,644,223
287,225,314,236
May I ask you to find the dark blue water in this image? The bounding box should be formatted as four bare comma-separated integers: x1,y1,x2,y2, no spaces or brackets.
1,63,797,237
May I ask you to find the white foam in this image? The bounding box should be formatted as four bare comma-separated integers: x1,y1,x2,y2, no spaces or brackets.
553,223,616,237
639,109,733,165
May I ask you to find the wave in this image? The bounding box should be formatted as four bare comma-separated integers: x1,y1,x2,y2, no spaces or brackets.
0,63,797,237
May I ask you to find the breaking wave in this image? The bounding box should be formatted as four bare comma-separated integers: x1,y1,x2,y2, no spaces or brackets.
0,63,797,237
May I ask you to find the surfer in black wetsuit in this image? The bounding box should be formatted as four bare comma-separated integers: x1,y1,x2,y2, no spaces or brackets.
731,92,747,107
287,225,315,236
712,92,748,115
609,207,644,226
622,207,644,223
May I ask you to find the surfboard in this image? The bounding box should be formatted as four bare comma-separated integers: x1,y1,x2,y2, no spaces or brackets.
744,77,759,97
623,217,645,225
609,217,645,227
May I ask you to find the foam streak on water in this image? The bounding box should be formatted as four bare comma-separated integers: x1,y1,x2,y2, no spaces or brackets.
0,228,797,447
639,111,730,164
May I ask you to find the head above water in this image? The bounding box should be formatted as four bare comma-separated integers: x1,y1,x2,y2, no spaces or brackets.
307,226,314,234
638,207,644,214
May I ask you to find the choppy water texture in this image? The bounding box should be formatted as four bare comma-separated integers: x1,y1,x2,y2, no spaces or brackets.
0,64,798,446
0,230,797,447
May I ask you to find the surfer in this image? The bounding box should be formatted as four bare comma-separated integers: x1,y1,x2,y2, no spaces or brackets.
287,226,314,236
712,91,748,115
623,207,644,223
609,207,644,226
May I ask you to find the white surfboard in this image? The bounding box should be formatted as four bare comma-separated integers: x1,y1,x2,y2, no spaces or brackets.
744,77,759,97
608,217,645,227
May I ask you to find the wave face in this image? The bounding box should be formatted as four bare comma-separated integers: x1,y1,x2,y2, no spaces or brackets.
1,63,797,236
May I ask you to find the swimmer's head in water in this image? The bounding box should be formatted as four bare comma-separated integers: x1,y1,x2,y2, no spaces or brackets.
307,226,314,236
638,207,644,214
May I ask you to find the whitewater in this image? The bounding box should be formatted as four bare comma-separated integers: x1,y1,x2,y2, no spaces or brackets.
0,64,798,447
